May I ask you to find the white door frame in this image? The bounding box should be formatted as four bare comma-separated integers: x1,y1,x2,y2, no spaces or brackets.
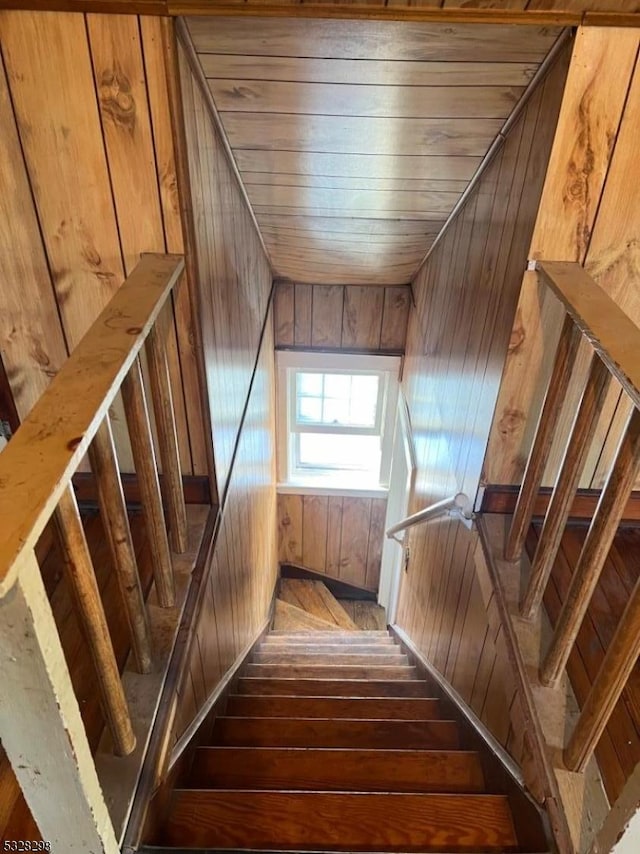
378,393,416,624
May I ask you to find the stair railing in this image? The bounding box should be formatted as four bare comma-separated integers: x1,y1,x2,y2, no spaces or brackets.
502,260,640,772
0,253,187,853
386,492,473,544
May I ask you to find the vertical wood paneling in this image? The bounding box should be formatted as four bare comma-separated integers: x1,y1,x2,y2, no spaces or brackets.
274,282,412,352
294,284,313,347
396,43,570,759
380,287,412,350
301,495,329,572
485,28,640,488
175,320,278,741
178,34,272,493
277,494,304,564
0,55,68,420
326,497,344,577
141,16,209,476
311,286,344,348
342,287,385,350
0,10,210,476
273,281,294,346
276,493,387,592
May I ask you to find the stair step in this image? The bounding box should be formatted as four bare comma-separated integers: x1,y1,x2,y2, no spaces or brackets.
237,678,432,697
244,663,418,680
210,717,461,749
189,746,486,792
279,580,358,630
273,599,343,633
253,652,408,666
162,791,517,851
259,642,397,655
225,695,441,719
267,630,391,642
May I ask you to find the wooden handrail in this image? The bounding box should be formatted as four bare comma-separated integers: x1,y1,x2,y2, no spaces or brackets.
0,253,184,596
501,260,640,774
537,260,640,409
0,254,185,850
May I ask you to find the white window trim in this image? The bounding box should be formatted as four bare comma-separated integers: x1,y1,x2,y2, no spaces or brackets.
276,351,401,495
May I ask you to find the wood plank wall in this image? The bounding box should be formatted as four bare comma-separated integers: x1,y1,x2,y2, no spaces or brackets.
170,31,279,741
274,282,411,352
272,282,408,592
178,32,273,495
277,494,387,591
174,317,278,740
0,11,209,477
395,42,570,757
485,27,640,490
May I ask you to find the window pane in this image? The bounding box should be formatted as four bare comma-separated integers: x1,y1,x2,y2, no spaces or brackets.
349,375,379,427
323,397,349,425
298,433,381,473
297,396,322,423
324,374,350,399
297,372,323,396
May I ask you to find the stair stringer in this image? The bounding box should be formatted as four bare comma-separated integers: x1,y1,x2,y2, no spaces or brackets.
121,598,276,854
391,624,555,854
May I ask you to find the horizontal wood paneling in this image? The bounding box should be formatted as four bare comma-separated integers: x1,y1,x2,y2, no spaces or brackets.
174,317,278,742
274,282,411,351
186,16,560,285
0,11,208,477
177,32,273,494
277,494,387,592
395,42,570,759
485,27,640,490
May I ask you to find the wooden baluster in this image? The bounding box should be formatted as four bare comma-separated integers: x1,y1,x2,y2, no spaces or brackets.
565,518,640,771
88,418,153,674
145,307,188,554
541,407,640,688
506,315,582,562
122,357,175,608
54,485,136,757
520,355,611,619
0,550,119,852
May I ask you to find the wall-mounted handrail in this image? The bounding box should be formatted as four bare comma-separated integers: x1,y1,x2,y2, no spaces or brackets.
386,492,472,541
0,253,186,853
501,259,640,774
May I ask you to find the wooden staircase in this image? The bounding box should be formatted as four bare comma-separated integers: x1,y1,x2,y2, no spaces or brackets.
146,621,549,852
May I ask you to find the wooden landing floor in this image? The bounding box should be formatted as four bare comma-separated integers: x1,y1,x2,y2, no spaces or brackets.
527,523,640,805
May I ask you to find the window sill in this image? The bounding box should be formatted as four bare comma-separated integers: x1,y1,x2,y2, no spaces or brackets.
277,482,388,499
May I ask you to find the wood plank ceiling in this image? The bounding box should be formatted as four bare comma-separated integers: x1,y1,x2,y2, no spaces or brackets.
185,17,563,285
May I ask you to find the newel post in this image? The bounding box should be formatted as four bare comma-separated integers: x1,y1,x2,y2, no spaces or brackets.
0,552,119,853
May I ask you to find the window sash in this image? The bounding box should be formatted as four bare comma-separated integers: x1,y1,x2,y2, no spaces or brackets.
290,369,386,435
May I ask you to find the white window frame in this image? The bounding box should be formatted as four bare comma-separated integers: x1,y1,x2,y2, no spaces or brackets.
276,351,401,497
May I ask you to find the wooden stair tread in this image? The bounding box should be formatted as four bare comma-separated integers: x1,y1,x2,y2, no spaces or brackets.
259,642,398,654
273,599,343,633
162,790,518,851
226,695,442,719
253,652,408,666
267,630,391,641
210,717,461,749
189,746,486,792
244,663,418,679
236,678,433,697
279,579,359,630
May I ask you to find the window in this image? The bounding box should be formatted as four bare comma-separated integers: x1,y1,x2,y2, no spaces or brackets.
277,352,400,495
